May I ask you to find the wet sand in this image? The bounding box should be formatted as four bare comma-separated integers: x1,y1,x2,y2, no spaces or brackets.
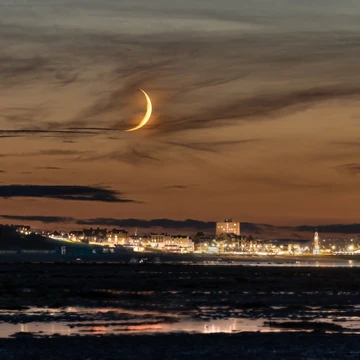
1,262,360,358
1,333,360,360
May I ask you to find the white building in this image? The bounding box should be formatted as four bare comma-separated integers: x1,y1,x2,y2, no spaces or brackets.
216,219,240,236
149,235,194,252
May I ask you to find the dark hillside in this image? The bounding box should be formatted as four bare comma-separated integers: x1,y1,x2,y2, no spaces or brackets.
0,226,55,250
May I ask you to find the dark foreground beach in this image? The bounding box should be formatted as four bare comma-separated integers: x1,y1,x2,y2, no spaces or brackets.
1,260,360,359
1,333,360,360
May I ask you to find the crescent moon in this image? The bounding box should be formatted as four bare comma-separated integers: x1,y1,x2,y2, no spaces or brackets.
125,89,153,132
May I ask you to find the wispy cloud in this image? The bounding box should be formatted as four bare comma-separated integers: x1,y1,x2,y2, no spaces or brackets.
153,86,360,135
0,149,90,158
0,215,74,224
76,218,215,230
0,185,138,203
295,224,360,234
0,130,97,136
1,1,360,224
108,146,161,165
0,55,51,83
166,185,189,189
244,177,337,190
335,163,360,176
163,139,262,153
2,17,359,137
36,166,63,170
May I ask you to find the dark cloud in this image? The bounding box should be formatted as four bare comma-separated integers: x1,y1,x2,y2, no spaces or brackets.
295,224,360,234
76,218,216,230
0,129,100,141
335,163,360,176
0,170,5,173
0,130,95,135
36,166,62,170
163,139,262,153
0,135,22,138
0,215,74,224
0,127,119,140
67,127,115,132
39,150,83,156
0,149,89,158
0,185,137,203
166,185,188,189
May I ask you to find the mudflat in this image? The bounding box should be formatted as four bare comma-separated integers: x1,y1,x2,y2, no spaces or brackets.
0,262,360,359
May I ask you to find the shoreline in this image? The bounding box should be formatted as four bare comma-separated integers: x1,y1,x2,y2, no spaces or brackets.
1,252,360,264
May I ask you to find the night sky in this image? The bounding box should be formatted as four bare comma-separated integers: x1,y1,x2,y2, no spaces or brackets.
1,1,360,231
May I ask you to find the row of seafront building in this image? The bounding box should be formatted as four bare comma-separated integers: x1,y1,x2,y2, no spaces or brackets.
66,229,195,253
48,219,296,255
12,220,360,255
60,229,360,255
48,218,242,254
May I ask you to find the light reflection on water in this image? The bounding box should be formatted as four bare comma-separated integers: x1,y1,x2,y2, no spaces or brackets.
1,316,360,338
0,318,267,338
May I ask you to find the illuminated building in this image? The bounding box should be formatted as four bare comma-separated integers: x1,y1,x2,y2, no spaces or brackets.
167,235,194,251
69,230,84,241
107,229,128,245
149,234,169,248
15,225,31,235
313,231,320,254
216,219,240,236
163,237,194,253
83,228,107,243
